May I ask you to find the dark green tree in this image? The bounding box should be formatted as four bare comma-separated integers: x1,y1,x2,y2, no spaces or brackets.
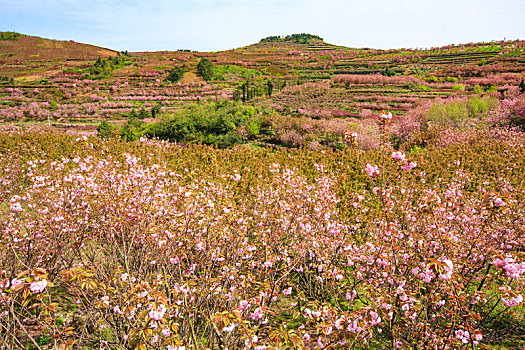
197,59,214,81
96,121,118,139
167,67,184,83
266,79,273,96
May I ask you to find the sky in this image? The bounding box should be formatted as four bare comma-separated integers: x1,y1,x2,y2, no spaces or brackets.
1,0,524,52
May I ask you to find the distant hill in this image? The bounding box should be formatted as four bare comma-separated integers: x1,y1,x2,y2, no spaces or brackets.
259,33,324,45
0,32,117,62
241,33,344,52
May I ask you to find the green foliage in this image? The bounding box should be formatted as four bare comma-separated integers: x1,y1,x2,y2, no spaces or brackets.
124,104,162,120
445,76,458,83
473,84,483,94
452,84,465,92
167,67,184,83
0,31,21,41
426,96,497,129
520,78,525,93
145,101,271,147
213,65,261,81
0,75,14,85
89,55,133,79
406,83,431,92
383,67,397,77
260,33,323,44
120,118,145,141
197,58,214,81
96,121,119,140
486,85,498,93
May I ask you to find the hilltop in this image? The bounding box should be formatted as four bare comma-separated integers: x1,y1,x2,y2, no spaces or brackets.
0,32,116,61
0,32,118,80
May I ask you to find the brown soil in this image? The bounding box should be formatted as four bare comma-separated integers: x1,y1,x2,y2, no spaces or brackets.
180,71,205,84
0,35,117,63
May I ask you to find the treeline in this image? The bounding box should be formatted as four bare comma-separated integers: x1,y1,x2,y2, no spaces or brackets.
97,101,274,148
260,33,323,44
89,52,133,78
0,32,21,41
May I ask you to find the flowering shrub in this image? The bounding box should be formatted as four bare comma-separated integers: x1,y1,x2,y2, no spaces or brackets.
1,116,525,349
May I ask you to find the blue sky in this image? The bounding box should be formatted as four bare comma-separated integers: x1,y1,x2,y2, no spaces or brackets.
1,0,524,52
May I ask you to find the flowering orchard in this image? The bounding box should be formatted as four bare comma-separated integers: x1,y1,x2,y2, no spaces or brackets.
0,123,524,349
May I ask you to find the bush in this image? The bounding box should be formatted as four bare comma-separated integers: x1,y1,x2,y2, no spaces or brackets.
197,58,214,81
120,117,145,141
453,84,466,92
144,101,271,147
167,67,184,83
96,121,119,139
427,96,497,129
0,31,21,40
1,129,524,349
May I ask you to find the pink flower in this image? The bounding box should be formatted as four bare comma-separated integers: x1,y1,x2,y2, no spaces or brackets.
11,278,24,289
402,162,417,171
29,280,47,293
439,259,454,280
502,294,523,307
250,307,265,320
365,163,380,177
239,300,250,310
391,151,406,161
494,198,505,207
10,202,23,213
149,304,167,320
222,323,236,332
283,287,292,295
380,112,392,120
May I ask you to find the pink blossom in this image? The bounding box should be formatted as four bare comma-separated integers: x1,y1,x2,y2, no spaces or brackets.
365,163,380,177
250,307,265,320
10,202,23,213
391,151,406,161
380,112,392,120
439,259,454,280
149,304,167,320
283,287,292,295
402,162,417,171
494,198,505,207
222,323,236,332
11,278,24,289
29,279,47,293
239,300,250,310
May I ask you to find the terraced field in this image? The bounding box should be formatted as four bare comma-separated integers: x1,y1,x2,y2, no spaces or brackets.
1,33,524,139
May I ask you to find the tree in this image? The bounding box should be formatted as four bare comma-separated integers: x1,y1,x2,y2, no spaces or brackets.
96,121,118,139
266,79,273,96
167,67,184,83
197,59,214,81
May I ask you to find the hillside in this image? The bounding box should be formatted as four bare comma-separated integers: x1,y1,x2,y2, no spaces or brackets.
0,33,524,143
0,32,117,80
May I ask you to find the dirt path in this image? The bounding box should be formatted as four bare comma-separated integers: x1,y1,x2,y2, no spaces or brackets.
180,71,205,84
